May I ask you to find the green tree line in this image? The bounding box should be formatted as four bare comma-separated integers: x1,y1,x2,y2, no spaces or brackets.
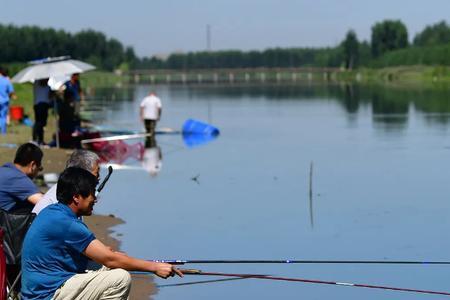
0,24,137,71
1,20,449,71
136,20,450,70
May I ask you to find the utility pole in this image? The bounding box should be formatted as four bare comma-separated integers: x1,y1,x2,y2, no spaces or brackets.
206,24,211,51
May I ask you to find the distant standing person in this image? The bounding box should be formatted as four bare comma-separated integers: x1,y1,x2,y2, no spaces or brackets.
33,78,53,145
63,73,83,115
0,142,44,212
59,73,82,136
0,67,16,134
140,91,162,136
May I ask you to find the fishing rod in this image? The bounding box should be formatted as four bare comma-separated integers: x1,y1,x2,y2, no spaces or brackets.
81,133,153,144
81,128,181,144
178,269,450,297
154,259,450,265
157,277,245,288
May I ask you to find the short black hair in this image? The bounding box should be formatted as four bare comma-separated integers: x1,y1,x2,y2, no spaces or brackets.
13,143,43,167
57,167,97,204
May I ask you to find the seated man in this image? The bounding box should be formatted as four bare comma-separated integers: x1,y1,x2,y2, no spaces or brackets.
21,167,182,299
32,149,99,215
0,143,43,212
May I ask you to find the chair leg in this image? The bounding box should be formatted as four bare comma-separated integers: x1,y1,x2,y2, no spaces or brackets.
9,270,20,296
6,270,21,300
6,285,19,300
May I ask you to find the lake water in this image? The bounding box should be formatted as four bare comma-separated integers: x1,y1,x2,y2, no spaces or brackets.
87,83,450,299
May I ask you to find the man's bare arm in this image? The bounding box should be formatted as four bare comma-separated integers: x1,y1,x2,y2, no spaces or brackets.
28,193,43,205
140,107,145,123
84,239,183,278
157,107,162,121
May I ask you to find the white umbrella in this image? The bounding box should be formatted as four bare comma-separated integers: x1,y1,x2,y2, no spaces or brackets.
11,57,95,83
11,56,96,148
48,75,70,91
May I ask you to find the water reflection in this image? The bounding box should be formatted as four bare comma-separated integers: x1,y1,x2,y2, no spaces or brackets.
182,132,219,148
341,84,360,114
156,83,450,130
87,133,218,177
143,137,163,177
93,140,144,165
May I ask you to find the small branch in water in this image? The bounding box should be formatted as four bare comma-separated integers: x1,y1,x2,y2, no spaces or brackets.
309,161,314,229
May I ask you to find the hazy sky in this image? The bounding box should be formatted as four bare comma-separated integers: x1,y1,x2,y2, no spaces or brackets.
1,0,449,57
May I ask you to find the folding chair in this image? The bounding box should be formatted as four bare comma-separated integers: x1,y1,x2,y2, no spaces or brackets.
0,228,7,300
0,209,35,300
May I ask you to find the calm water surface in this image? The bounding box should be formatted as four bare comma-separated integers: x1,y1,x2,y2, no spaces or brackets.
88,84,450,299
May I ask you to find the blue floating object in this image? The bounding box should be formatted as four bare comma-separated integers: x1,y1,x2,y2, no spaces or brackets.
182,132,219,148
182,119,220,136
181,119,220,148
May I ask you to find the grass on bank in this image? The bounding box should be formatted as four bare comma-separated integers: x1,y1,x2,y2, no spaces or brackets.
333,65,450,88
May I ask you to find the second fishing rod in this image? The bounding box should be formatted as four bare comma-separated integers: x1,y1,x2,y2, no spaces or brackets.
152,259,450,265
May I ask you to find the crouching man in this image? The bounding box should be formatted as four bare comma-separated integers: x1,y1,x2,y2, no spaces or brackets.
21,167,182,300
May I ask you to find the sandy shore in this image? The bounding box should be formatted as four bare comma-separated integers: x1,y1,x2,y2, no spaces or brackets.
0,146,157,299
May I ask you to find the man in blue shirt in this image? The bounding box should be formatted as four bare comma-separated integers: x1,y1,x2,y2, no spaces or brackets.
63,73,82,103
22,167,182,300
0,143,43,212
0,67,16,134
59,73,82,137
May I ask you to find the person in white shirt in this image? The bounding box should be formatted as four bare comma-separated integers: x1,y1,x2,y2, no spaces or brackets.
32,150,100,215
139,91,162,136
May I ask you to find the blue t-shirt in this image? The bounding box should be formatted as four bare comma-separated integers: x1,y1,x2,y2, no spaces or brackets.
63,80,81,102
0,163,39,211
0,76,14,104
33,82,52,105
21,203,96,300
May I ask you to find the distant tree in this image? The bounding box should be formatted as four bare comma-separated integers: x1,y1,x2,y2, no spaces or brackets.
0,24,136,71
342,30,359,69
413,20,450,46
166,53,186,69
73,30,107,61
358,41,372,66
371,20,409,57
135,56,164,69
124,47,138,68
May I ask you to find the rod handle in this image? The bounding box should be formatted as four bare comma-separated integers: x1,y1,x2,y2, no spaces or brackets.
179,269,202,274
